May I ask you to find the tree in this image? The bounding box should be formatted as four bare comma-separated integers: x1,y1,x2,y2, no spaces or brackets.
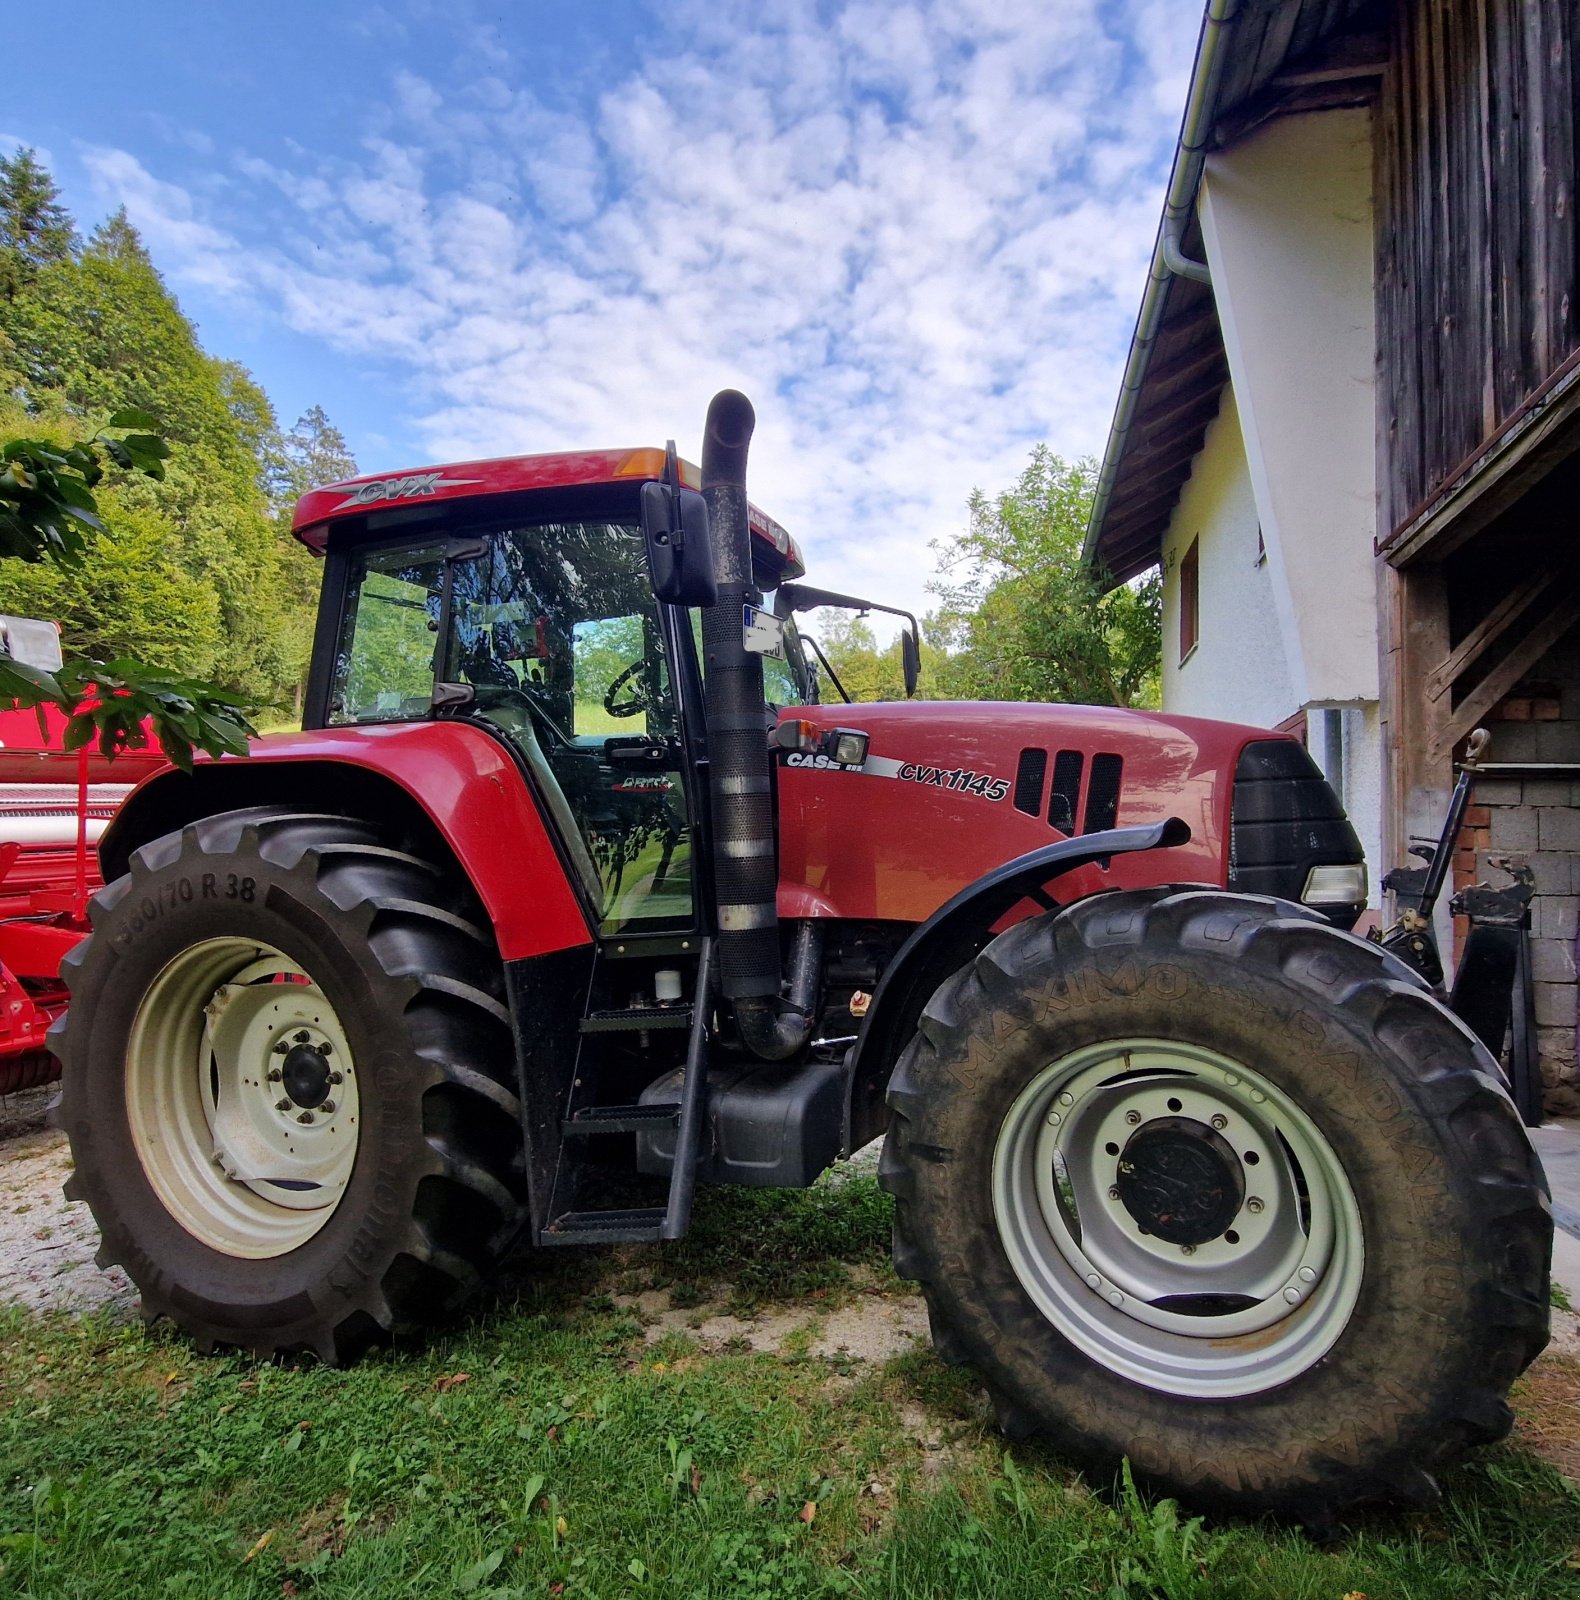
930,447,1161,708
0,148,76,301
278,404,358,505
0,157,329,713
0,414,255,767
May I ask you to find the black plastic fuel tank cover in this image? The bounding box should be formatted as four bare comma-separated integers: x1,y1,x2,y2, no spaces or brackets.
635,1057,849,1189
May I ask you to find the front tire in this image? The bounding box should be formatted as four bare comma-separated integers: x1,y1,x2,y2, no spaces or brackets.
880,888,1551,1520
55,808,526,1362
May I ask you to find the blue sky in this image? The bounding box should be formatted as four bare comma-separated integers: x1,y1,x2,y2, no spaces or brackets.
7,0,1200,619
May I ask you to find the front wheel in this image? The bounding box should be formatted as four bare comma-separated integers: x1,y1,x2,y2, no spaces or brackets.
55,808,527,1362
880,888,1551,1520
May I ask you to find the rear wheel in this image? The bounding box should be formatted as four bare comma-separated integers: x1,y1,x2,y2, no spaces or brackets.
880,887,1551,1520
55,807,526,1361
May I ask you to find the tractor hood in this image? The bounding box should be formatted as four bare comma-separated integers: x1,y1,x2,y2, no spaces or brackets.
775,699,1274,924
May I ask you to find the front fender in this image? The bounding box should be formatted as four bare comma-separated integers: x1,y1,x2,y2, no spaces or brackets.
845,818,1192,1150
100,723,594,962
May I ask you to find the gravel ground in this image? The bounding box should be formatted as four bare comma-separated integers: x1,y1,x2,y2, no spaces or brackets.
0,1089,138,1318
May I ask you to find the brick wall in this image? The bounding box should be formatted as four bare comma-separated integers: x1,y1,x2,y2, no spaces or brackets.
1451,666,1579,1114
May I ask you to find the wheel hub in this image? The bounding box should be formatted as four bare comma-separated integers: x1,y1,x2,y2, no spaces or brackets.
991,1039,1365,1397
281,1042,332,1109
1115,1116,1244,1246
126,940,360,1259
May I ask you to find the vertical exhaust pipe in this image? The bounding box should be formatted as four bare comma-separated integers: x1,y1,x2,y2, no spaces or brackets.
701,391,779,1002
700,390,821,1058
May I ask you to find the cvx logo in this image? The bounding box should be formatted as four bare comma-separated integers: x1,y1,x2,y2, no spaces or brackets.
335,472,478,510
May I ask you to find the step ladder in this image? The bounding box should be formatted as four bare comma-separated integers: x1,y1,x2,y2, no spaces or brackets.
537,936,712,1247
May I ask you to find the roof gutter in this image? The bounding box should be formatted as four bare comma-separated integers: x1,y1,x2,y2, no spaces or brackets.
1082,0,1239,571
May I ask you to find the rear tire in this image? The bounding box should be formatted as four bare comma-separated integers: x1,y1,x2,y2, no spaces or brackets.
880,887,1551,1520
55,807,526,1362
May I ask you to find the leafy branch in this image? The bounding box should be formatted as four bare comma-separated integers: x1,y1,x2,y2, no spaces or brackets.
0,411,258,769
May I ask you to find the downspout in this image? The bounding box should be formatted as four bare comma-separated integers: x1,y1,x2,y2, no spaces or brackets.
698,389,821,1061
1082,0,1239,569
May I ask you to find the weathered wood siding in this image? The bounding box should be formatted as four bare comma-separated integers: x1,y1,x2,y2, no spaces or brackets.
1376,0,1578,536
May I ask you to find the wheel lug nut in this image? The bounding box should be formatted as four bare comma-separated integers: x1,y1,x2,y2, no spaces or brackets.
267,1068,283,1082
1107,1186,1120,1201
1181,1244,1196,1255
293,1030,310,1044
297,1111,315,1125
272,1041,289,1055
319,1041,332,1055
1125,1110,1141,1126
321,1100,336,1115
1246,1197,1264,1215
275,1099,292,1112
1211,1114,1227,1130
329,1071,343,1085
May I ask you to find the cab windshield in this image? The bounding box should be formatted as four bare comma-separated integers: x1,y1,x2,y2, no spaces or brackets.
328,519,693,934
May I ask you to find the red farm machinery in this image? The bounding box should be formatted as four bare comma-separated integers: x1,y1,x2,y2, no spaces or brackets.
43,392,1549,1522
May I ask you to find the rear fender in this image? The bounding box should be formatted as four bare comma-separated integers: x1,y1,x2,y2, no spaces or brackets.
846,818,1192,1151
99,723,593,962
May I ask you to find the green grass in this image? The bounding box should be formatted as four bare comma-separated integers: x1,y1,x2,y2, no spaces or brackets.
3,1178,1579,1600
1554,1281,1573,1313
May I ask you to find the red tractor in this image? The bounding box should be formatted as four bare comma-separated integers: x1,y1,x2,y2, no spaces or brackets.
54,392,1549,1522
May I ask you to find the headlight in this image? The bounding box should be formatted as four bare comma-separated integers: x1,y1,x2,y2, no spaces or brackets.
1301,863,1368,906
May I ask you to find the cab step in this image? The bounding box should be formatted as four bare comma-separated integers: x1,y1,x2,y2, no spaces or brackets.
562,1102,680,1136
539,1207,667,1245
580,1005,693,1034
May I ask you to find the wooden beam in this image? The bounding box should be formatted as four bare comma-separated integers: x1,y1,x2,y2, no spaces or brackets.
1424,569,1553,701
1381,562,1452,906
1137,340,1226,399
1131,382,1227,440
1102,477,1192,539
1133,406,1226,460
1431,588,1580,759
1383,350,1580,567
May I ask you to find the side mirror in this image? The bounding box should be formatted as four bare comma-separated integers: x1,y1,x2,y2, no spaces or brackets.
901,629,920,698
640,480,717,607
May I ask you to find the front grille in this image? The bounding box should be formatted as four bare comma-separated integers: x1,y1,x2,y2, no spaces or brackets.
1048,750,1083,834
1229,739,1364,927
1083,753,1123,834
1012,748,1048,816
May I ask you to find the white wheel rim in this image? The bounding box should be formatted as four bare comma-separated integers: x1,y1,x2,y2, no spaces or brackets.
991,1039,1364,1398
126,938,360,1259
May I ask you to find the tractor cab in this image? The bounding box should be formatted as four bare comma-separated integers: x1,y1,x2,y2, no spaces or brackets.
295,449,811,938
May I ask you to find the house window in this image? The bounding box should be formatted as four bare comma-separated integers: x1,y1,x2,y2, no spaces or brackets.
1180,537,1200,662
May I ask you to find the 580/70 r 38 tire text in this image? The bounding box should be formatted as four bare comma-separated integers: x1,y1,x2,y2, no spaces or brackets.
54,807,527,1362
880,887,1551,1522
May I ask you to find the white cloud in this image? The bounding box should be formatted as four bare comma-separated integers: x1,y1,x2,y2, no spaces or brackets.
81,0,1199,624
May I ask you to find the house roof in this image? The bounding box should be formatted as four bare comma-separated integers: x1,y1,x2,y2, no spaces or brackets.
1082,0,1385,585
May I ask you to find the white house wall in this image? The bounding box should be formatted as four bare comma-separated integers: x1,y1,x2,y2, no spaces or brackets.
1161,384,1296,728
1199,107,1380,708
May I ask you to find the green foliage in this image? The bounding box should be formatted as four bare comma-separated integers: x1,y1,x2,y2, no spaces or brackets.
0,147,352,729
930,448,1161,708
0,411,168,566
0,412,256,768
0,148,75,302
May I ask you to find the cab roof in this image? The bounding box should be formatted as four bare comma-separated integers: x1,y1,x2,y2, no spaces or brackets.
290,446,806,579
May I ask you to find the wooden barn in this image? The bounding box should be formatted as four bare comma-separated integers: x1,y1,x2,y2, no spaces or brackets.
1084,0,1580,1111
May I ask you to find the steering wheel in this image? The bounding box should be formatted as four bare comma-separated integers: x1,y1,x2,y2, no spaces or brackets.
603,659,651,719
